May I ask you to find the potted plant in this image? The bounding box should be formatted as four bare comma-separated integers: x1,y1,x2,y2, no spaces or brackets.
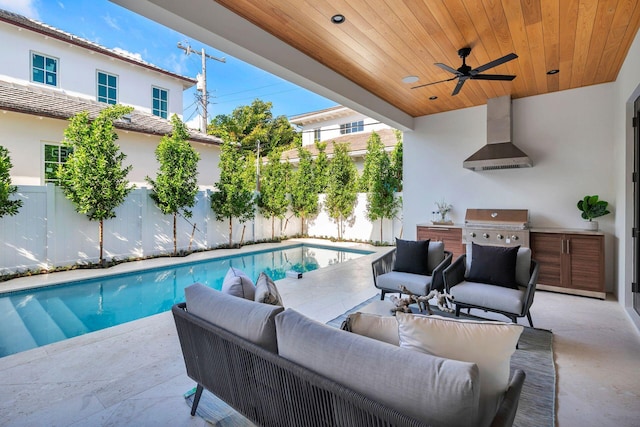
577,195,610,230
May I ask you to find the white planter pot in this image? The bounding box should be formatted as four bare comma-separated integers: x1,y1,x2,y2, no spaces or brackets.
584,220,599,231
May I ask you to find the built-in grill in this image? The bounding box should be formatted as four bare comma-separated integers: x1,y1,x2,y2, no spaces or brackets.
462,209,530,248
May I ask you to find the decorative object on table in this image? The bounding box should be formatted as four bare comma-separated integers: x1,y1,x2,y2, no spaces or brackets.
577,195,610,231
432,198,453,224
389,285,455,315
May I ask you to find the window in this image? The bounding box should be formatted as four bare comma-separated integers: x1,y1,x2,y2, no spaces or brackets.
31,52,58,86
340,120,364,135
152,86,168,119
43,144,73,183
97,71,118,104
313,128,321,142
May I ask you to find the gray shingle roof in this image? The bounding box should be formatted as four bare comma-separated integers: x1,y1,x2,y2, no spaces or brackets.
0,8,196,87
0,79,222,146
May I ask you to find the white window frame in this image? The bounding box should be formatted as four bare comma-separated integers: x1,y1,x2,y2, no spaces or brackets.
340,120,364,135
30,51,59,87
43,142,73,184
97,70,118,105
152,86,169,119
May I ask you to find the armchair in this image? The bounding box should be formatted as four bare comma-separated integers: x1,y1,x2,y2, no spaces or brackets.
372,240,453,300
443,245,539,327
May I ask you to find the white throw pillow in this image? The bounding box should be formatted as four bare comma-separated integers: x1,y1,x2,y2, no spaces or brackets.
221,267,255,300
396,313,523,427
346,312,399,346
254,272,283,306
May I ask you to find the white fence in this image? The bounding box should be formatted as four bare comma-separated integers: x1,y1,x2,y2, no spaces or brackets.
0,185,402,274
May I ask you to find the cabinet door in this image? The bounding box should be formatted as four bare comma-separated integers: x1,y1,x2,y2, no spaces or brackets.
530,233,564,287
567,234,604,292
417,227,464,259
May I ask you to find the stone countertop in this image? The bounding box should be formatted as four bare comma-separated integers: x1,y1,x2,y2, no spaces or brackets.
416,222,463,228
528,227,605,236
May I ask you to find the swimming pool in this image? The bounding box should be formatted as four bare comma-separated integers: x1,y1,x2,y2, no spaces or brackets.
0,243,372,358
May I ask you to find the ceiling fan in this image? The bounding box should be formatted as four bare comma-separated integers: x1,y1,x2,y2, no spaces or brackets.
412,47,518,96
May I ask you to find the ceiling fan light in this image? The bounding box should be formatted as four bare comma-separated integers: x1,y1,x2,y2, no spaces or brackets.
331,14,345,24
546,69,559,75
429,96,438,100
402,75,419,84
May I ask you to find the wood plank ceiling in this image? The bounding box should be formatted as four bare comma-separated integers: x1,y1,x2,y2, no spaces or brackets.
214,0,640,118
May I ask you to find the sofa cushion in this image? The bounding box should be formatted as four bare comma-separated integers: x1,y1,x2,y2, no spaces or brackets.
221,267,255,299
450,281,526,314
396,313,523,427
467,243,520,289
393,238,430,275
375,271,432,295
426,240,445,274
466,245,532,287
254,272,283,306
345,312,399,346
185,283,283,353
276,309,480,427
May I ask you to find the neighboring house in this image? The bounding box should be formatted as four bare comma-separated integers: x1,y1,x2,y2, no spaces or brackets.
283,105,398,169
0,9,222,188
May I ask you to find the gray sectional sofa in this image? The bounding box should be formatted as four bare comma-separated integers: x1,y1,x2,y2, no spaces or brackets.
175,283,525,427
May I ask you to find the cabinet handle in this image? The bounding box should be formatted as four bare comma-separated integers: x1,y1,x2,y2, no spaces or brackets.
566,239,570,255
561,239,565,254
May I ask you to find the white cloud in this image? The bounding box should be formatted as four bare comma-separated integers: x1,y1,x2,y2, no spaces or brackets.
103,13,120,31
0,0,39,19
57,2,64,9
113,47,143,62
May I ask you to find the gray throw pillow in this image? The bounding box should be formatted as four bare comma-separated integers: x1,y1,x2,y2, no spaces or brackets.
393,238,430,275
221,267,255,299
255,272,283,306
467,243,519,289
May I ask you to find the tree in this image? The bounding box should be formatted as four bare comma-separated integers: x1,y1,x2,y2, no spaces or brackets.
289,147,319,235
210,141,255,246
359,131,385,192
390,131,403,191
365,152,400,242
325,142,358,240
208,99,300,156
146,115,200,255
258,148,290,238
57,104,134,264
313,140,329,193
0,145,22,218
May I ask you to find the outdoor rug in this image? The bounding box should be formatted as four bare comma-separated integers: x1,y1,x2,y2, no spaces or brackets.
327,294,556,427
185,295,556,427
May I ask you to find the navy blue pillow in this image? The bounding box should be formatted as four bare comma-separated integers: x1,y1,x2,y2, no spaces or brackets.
467,243,520,289
393,238,430,275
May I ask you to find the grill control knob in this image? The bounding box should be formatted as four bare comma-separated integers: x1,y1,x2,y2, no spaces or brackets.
469,232,476,238
497,234,504,240
483,233,489,239
511,235,519,241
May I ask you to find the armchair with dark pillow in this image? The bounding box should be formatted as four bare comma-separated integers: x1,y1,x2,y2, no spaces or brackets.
372,238,453,300
443,243,539,327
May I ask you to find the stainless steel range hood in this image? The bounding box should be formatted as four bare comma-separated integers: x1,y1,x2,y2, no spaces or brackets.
463,95,532,171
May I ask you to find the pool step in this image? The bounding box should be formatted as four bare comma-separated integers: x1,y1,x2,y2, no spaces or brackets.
0,298,38,357
11,295,67,346
45,297,90,337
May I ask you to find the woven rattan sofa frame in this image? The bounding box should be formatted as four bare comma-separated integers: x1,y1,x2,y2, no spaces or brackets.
172,302,525,427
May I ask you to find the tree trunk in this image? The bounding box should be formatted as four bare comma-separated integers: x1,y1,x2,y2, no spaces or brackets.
380,218,383,242
271,216,275,239
99,219,104,264
173,213,177,255
228,216,233,246
301,214,305,236
240,224,246,245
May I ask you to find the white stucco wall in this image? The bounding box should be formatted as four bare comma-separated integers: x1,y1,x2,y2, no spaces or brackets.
404,83,617,291
0,112,220,187
0,20,187,115
300,112,390,146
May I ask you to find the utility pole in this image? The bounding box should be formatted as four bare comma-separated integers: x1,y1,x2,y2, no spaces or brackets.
177,42,226,132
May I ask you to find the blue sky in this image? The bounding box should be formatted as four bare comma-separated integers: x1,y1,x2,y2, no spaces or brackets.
0,0,337,123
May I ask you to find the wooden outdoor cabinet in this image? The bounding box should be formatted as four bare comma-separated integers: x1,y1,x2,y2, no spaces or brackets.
530,231,605,299
416,225,465,260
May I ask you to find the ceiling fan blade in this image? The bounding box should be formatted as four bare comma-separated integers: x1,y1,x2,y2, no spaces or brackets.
434,62,460,75
411,76,457,89
471,53,518,74
470,74,516,81
451,78,466,96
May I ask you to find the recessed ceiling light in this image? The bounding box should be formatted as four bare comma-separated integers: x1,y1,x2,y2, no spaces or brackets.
429,96,438,100
331,14,345,24
402,75,419,84
546,69,559,75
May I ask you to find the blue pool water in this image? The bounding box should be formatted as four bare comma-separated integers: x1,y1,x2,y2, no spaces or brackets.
0,243,371,358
